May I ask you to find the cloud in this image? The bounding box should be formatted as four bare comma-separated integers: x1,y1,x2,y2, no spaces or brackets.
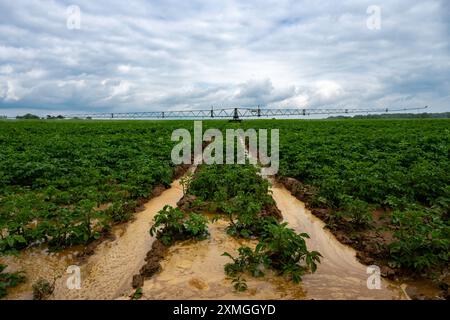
0,65,13,74
0,0,448,116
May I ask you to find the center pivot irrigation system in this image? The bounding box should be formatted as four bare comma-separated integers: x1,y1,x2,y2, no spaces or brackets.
64,106,428,120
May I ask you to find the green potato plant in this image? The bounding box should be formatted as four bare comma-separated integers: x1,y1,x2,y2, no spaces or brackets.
149,205,209,246
0,264,26,299
223,221,321,288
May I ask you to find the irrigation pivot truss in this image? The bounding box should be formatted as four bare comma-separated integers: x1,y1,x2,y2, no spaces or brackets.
64,106,428,120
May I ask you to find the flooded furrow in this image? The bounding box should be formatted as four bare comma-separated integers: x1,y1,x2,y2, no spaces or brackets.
134,182,405,300
269,180,406,299
1,177,186,300
244,136,405,299
2,141,407,300
126,136,407,299
136,218,308,300
1,247,79,300
51,178,185,299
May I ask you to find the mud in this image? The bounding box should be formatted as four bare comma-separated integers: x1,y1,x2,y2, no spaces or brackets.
0,163,195,300
0,147,428,300
134,239,168,285
268,179,405,299
132,182,406,299
136,218,309,300
277,175,447,300
260,203,283,221
0,176,186,300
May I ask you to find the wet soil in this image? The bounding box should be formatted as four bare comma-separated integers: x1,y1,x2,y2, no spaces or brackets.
277,176,447,300
0,176,186,300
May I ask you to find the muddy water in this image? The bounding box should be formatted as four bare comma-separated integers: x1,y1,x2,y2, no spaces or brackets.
51,178,186,299
243,136,405,299
135,184,405,300
0,177,186,300
137,218,307,300
269,180,405,299
2,148,406,299
1,247,80,300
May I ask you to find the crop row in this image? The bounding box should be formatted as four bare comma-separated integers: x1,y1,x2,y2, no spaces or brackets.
242,119,449,274
0,120,201,253
148,164,320,292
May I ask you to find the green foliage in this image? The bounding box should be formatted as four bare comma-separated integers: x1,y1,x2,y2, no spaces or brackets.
258,222,322,281
1,118,448,279
188,164,276,238
16,113,40,120
231,276,248,292
389,207,450,271
189,164,273,205
105,201,137,223
131,287,143,300
223,246,269,278
0,264,26,299
32,278,55,300
223,222,321,286
267,119,449,211
338,196,373,228
149,205,209,246
0,120,195,252
246,119,449,274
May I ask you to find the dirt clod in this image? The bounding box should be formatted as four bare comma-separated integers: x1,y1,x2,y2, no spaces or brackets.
145,239,167,261
173,164,191,179
132,274,144,288
260,203,283,221
140,260,161,278
177,194,198,211
152,184,167,198
138,239,167,281
380,265,396,279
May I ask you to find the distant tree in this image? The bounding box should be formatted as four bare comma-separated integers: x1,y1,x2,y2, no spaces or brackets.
46,115,66,120
328,112,450,120
16,113,40,119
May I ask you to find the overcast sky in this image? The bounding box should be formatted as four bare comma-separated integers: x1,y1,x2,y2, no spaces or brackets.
0,0,449,117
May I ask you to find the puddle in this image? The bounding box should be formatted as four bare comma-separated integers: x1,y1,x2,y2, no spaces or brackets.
133,183,405,300
138,218,307,300
1,144,407,300
269,180,405,299
51,178,186,299
1,177,186,300
1,247,79,300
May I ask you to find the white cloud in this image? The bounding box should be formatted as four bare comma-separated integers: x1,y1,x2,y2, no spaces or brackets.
0,0,448,115
314,80,343,101
25,68,47,79
4,80,20,101
0,65,14,74
57,79,86,88
117,65,131,73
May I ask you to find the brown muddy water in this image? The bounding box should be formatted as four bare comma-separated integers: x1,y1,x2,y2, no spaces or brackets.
1,176,185,300
1,165,408,300
269,180,405,299
131,181,406,300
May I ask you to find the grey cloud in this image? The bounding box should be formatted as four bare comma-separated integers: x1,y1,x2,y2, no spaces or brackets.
0,0,449,117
